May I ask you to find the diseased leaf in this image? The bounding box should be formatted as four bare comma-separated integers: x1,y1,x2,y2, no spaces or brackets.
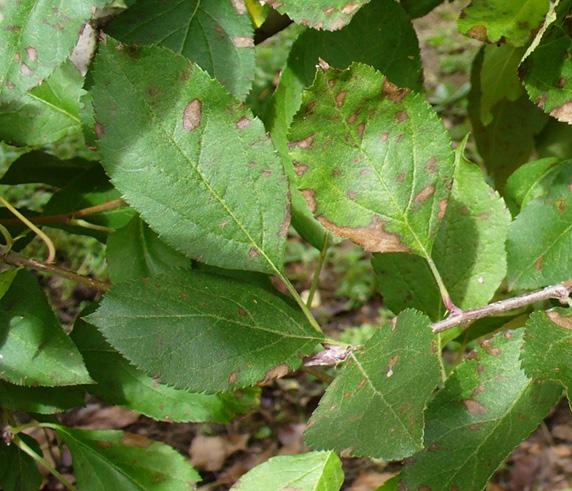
521,3,572,123
0,150,95,188
92,39,289,274
108,0,255,99
87,270,322,392
480,44,524,125
107,216,191,283
507,195,572,290
537,119,572,160
290,63,454,258
0,381,85,414
373,156,510,319
0,0,94,101
305,309,441,460
232,451,343,491
522,309,572,407
72,317,259,423
0,61,84,146
0,270,92,387
402,330,562,491
267,0,370,31
0,436,42,491
266,0,422,248
505,158,572,217
458,0,549,46
469,48,547,187
53,426,201,491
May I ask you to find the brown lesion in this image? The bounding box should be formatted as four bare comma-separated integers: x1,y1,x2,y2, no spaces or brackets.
318,215,410,253
547,310,572,329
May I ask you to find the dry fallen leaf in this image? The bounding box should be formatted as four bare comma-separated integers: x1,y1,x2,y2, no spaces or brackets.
189,433,249,472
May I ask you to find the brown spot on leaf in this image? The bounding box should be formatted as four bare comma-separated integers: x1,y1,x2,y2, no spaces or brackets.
357,122,365,137
20,63,32,76
395,110,409,123
347,111,359,124
557,198,568,212
357,378,367,390
301,189,317,213
381,79,409,102
359,168,370,176
317,58,330,70
347,190,358,200
480,339,501,356
324,6,335,15
547,310,572,329
95,122,105,139
228,371,238,384
235,116,251,129
25,47,37,62
237,307,247,316
122,433,151,448
414,185,435,203
294,162,309,177
386,354,399,378
426,156,438,174
380,132,389,143
335,90,347,107
464,399,487,415
279,205,291,238
248,247,260,258
466,24,489,42
437,199,448,219
557,77,566,88
289,134,314,149
262,363,289,384
183,99,202,131
535,256,544,271
233,36,254,48
261,169,272,177
230,0,247,14
342,3,360,14
317,215,410,253
5,25,21,32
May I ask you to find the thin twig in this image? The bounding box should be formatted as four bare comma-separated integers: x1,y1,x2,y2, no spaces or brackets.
432,282,572,333
306,281,572,368
1,250,109,293
0,198,125,227
0,196,56,263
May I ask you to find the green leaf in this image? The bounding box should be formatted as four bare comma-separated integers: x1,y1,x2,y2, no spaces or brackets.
400,0,444,18
373,155,511,319
402,330,562,491
305,309,441,460
53,426,201,490
290,63,454,258
0,380,84,414
480,44,525,125
92,39,289,275
268,0,370,31
458,0,549,46
0,436,42,491
0,0,93,102
505,157,572,213
0,61,84,146
0,268,19,299
107,216,192,283
232,451,343,491
107,0,255,99
0,151,95,188
522,309,572,407
72,316,259,423
521,4,572,123
468,48,547,187
0,270,92,387
507,195,572,290
537,118,572,160
266,0,422,248
87,270,322,392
